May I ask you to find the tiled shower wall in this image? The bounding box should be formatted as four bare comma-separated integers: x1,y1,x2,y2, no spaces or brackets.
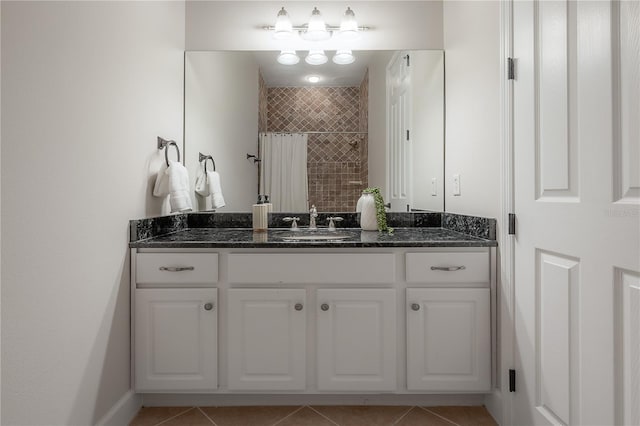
266,85,368,211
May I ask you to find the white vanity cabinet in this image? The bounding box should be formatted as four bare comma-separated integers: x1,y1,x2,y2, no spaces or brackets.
405,251,492,392
133,252,219,392
317,289,396,391
227,289,306,391
135,288,218,392
131,246,495,397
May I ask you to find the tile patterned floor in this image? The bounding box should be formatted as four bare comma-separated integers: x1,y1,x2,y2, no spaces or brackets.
130,405,498,426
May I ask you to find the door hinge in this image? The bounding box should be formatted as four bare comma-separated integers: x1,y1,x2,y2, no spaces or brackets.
509,369,516,392
508,213,516,235
508,57,515,80
406,130,410,140
405,54,410,67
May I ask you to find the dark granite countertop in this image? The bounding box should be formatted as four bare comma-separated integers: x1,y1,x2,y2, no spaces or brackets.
129,227,497,249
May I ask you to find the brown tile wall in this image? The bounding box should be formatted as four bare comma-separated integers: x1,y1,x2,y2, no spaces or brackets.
359,70,369,189
258,72,268,132
267,85,368,212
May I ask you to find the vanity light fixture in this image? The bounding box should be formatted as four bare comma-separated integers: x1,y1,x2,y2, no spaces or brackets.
277,50,300,65
337,7,359,40
305,49,328,65
332,49,355,65
273,7,294,40
301,7,331,41
266,6,368,41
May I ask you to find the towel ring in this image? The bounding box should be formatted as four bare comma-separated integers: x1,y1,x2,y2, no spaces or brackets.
157,137,181,166
199,152,216,172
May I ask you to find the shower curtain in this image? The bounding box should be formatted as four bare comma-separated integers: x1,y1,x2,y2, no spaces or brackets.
259,132,309,212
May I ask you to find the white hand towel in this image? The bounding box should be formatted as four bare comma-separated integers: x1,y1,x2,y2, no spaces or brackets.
208,171,226,209
152,161,169,197
167,161,193,213
195,165,210,197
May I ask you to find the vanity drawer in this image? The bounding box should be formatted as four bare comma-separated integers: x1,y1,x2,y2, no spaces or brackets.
405,252,489,283
228,253,395,284
136,253,218,285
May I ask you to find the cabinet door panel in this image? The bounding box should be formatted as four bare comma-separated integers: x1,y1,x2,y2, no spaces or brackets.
227,289,306,390
406,288,490,391
317,289,396,391
135,288,217,392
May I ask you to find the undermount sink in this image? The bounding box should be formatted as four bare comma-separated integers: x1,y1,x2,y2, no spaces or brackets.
280,233,350,241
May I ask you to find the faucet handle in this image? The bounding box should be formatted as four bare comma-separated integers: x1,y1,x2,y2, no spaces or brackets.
327,216,343,231
283,217,300,230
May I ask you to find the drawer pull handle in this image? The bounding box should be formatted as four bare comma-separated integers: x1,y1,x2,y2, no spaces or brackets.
159,266,195,272
295,303,304,311
411,303,420,311
321,303,330,311
204,303,214,311
430,266,466,272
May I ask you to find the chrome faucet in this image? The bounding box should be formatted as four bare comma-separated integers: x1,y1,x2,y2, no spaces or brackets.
309,205,318,230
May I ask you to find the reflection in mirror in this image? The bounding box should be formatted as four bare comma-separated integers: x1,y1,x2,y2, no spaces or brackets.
184,50,444,213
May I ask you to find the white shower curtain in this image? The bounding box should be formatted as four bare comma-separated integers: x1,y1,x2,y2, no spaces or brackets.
259,132,309,212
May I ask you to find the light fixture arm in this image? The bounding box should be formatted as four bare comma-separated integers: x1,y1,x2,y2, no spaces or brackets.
263,24,370,32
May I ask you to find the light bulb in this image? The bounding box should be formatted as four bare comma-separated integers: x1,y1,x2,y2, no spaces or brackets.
277,50,300,65
306,75,321,83
338,7,359,40
305,49,328,65
332,49,355,65
302,7,331,41
273,7,294,40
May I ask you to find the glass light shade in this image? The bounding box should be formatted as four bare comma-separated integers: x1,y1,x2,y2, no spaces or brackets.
337,7,359,40
277,50,300,65
305,49,328,65
302,7,331,41
306,75,321,83
273,7,294,39
332,49,355,65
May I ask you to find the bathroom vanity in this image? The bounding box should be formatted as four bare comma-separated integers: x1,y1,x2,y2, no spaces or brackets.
129,212,497,401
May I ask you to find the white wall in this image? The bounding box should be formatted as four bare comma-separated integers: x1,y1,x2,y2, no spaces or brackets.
1,2,185,425
411,50,444,211
185,52,259,211
367,51,394,192
443,1,501,219
186,1,443,51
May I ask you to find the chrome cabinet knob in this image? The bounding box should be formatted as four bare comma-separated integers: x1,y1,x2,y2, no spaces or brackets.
321,303,330,311
204,303,214,311
411,303,420,311
295,303,304,311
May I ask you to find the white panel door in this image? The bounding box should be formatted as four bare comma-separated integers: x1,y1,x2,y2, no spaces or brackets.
227,289,306,391
513,1,640,424
406,288,491,392
387,52,411,211
135,288,217,391
317,289,396,391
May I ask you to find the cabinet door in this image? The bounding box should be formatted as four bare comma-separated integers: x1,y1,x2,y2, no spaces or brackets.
135,288,217,392
317,289,396,391
227,289,306,390
406,288,490,391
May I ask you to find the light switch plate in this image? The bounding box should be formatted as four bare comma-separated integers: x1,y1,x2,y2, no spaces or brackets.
453,174,461,196
431,178,437,196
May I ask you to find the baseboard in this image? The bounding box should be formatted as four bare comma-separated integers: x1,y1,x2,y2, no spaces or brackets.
95,390,142,426
140,393,486,407
484,388,503,425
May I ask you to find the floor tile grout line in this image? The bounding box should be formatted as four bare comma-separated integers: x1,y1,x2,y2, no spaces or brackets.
153,407,196,426
420,407,461,426
196,406,219,426
270,406,306,426
307,405,341,425
392,406,417,425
